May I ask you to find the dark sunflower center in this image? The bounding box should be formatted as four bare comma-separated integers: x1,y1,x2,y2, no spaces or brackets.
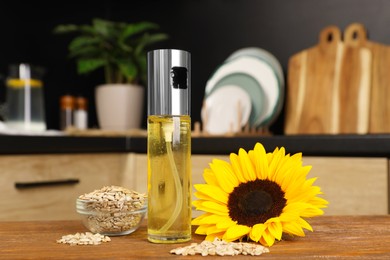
239,190,273,215
228,179,286,227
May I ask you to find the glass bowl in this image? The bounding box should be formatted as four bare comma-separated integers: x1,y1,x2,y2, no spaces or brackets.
76,198,147,236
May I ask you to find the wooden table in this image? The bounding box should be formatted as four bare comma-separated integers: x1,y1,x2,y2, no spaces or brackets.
1,216,389,259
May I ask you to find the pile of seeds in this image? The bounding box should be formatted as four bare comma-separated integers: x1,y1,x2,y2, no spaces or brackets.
170,238,270,256
78,186,147,234
57,232,111,246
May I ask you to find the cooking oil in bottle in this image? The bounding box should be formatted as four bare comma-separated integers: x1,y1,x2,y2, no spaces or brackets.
147,49,191,243
147,115,191,243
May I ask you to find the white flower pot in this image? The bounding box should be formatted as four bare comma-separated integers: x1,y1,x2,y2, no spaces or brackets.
95,84,144,130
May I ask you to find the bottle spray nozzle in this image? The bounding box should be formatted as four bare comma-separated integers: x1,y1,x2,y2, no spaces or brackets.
147,49,191,117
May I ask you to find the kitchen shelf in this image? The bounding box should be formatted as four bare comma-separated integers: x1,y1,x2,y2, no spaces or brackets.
1,134,390,157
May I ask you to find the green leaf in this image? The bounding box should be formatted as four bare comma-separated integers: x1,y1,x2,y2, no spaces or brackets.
54,18,168,83
135,33,168,56
69,36,100,52
69,46,101,59
117,58,138,80
53,24,96,35
120,22,159,40
92,18,117,38
78,25,99,35
53,24,79,34
117,41,133,53
77,58,106,74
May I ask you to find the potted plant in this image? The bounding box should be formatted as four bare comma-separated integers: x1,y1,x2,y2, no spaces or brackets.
54,18,168,130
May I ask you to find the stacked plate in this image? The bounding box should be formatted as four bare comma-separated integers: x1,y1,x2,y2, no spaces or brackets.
201,47,284,135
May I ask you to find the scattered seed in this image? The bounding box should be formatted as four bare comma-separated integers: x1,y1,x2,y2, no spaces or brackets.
170,238,270,256
56,232,111,246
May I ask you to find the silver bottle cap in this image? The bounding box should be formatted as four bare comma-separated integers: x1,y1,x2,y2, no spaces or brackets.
147,49,191,116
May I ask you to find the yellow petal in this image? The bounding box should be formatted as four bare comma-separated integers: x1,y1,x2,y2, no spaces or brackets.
230,153,246,183
301,206,324,217
206,225,226,235
203,168,218,186
210,159,239,193
248,150,255,164
280,164,304,192
282,221,305,236
194,224,212,235
259,236,268,247
193,184,228,204
198,214,230,225
192,200,203,209
223,224,251,242
305,177,318,187
274,165,295,191
249,223,266,242
197,201,229,215
238,148,257,181
308,196,329,208
271,153,292,183
282,202,324,219
191,212,211,225
286,185,321,204
252,143,268,179
265,218,283,240
205,232,225,241
267,147,285,179
193,191,215,201
260,229,276,247
297,217,313,232
283,202,310,214
279,211,299,222
216,218,236,229
291,152,303,162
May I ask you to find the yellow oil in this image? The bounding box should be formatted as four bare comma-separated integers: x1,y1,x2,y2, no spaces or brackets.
147,115,191,243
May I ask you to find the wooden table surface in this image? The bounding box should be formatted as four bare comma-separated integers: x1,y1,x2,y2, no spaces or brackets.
1,215,389,259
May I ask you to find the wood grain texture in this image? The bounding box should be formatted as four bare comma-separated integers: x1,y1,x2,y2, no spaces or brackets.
303,156,388,215
285,23,390,134
285,26,343,134
0,153,131,221
368,41,390,133
0,216,390,259
350,22,390,133
338,24,371,134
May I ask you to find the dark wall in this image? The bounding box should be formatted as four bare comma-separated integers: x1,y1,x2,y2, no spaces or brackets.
1,0,390,134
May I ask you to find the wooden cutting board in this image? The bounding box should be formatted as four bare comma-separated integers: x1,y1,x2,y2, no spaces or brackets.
368,44,390,133
285,24,375,134
285,26,344,134
338,23,371,134
347,23,390,133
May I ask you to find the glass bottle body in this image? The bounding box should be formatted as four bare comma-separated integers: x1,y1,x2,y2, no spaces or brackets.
147,115,191,243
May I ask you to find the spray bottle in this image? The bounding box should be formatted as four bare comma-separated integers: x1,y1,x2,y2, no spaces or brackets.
147,49,191,243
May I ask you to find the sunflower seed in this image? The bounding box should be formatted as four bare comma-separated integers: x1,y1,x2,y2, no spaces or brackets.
56,232,111,246
170,238,270,256
78,186,147,234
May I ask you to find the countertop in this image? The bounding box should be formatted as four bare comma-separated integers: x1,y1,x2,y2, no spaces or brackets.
0,216,389,259
1,133,390,157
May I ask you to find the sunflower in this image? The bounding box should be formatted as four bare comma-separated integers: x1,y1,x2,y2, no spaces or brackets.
191,142,328,247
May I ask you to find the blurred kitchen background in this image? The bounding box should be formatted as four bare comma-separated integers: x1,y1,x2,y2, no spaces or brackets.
1,0,389,134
